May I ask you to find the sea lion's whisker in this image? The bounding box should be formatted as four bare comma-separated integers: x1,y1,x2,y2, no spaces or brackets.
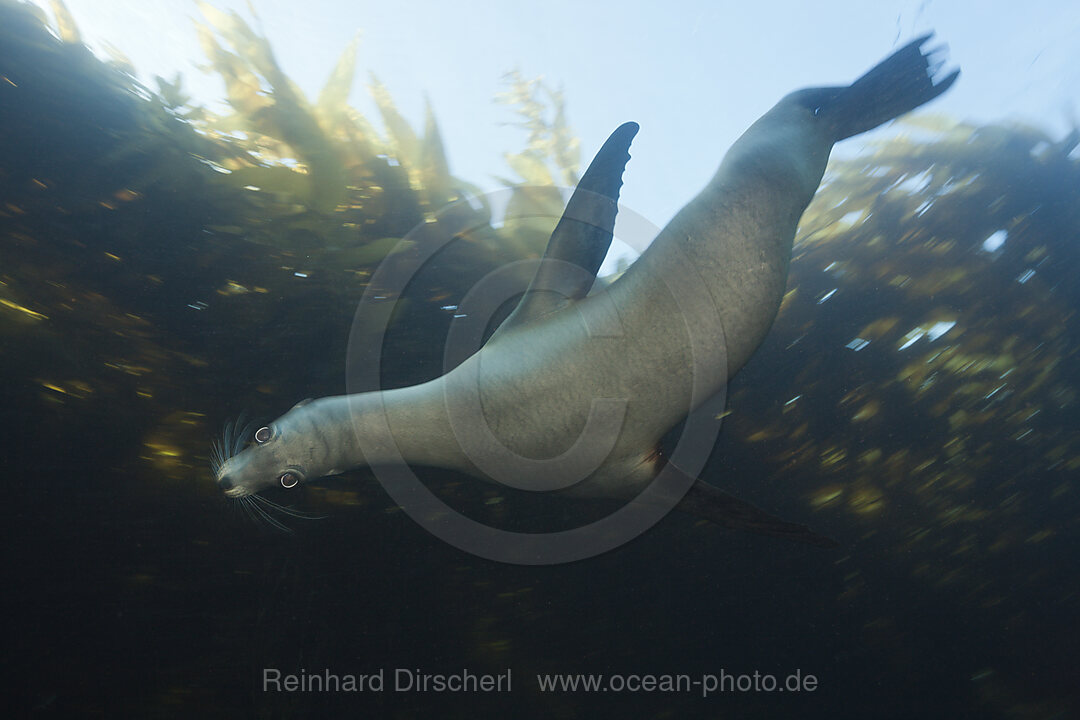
224,414,254,459
235,496,256,526
210,414,259,477
236,496,260,526
234,418,258,457
251,493,326,521
221,420,235,459
210,438,226,474
245,496,293,533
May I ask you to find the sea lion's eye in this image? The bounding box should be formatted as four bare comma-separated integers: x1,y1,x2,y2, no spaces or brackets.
279,471,299,489
254,426,272,444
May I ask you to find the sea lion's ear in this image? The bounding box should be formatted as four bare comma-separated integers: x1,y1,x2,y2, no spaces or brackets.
290,398,314,411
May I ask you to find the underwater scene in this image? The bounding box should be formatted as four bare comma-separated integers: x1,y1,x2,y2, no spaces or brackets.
3,0,1079,717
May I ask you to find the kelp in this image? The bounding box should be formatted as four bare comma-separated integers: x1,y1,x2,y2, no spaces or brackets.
191,1,442,242
718,114,1080,614
495,69,581,187
4,0,1079,613
0,0,558,491
186,3,568,260
493,71,583,255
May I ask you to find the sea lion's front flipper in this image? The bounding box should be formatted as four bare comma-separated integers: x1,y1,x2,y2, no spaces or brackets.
671,465,839,548
494,121,639,334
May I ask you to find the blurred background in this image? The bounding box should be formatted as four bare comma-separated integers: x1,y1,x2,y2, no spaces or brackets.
2,0,1078,717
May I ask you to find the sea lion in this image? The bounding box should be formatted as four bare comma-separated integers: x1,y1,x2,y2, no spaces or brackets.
213,35,957,548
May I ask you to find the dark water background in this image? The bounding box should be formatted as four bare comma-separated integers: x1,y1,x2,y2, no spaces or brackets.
3,2,1079,717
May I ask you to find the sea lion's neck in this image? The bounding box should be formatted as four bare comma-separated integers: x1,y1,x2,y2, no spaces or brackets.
318,380,470,473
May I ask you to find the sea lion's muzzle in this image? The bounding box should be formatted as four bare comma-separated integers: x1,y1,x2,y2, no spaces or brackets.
217,472,248,496
215,456,253,497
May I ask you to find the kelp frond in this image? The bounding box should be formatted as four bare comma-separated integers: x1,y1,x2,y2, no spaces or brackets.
194,1,346,212
496,70,580,188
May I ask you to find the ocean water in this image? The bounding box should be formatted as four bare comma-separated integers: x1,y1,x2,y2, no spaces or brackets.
3,1,1079,717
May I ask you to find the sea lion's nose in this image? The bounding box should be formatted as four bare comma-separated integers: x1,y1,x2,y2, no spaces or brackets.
217,474,234,491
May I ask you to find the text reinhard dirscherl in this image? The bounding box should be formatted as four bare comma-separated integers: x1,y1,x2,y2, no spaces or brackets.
262,668,819,697
263,668,512,694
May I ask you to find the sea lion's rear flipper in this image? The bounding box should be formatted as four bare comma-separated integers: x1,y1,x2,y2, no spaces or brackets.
493,121,639,335
794,33,959,142
673,468,839,548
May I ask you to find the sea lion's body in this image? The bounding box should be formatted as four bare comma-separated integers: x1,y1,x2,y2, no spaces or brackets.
214,36,957,546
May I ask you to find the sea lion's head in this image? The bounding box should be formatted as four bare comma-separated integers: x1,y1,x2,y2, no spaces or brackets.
211,398,330,499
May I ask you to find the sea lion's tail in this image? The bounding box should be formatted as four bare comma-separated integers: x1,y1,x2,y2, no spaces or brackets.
798,33,959,142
